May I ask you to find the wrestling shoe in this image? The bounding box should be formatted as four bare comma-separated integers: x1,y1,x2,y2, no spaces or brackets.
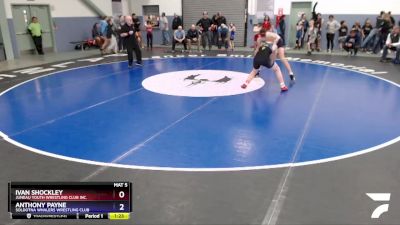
289,73,295,81
241,83,248,89
281,86,288,92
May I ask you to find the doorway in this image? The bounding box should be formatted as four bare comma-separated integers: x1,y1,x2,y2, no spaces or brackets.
11,4,55,54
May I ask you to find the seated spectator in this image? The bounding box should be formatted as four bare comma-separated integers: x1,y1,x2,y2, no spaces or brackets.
361,11,385,52
380,26,400,64
186,24,200,52
172,25,187,52
343,29,361,56
262,15,271,30
99,16,109,54
217,23,229,50
352,21,363,37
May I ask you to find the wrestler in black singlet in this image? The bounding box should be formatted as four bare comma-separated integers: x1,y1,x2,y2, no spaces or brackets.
253,41,274,69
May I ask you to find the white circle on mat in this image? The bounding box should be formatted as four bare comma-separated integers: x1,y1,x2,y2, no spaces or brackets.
142,70,265,97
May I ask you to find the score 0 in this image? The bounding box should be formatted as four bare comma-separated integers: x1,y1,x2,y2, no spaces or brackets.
113,182,130,212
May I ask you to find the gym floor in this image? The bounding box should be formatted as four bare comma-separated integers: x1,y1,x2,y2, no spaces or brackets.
1,48,400,225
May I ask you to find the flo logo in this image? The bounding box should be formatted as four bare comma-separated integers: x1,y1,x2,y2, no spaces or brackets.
184,74,232,86
366,193,391,219
142,70,265,97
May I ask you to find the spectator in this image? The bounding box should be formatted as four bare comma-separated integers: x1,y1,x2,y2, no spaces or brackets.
315,13,323,51
120,15,142,68
210,13,219,46
186,24,200,52
325,15,340,53
252,16,271,49
380,26,400,64
105,18,118,54
276,15,286,45
160,12,170,45
252,23,262,50
343,29,361,56
362,11,385,52
306,20,318,55
172,26,187,52
352,21,362,35
295,21,304,50
262,15,271,31
373,13,393,54
338,20,348,50
92,23,102,47
28,16,44,55
172,13,182,30
298,14,309,48
99,16,109,53
145,17,153,50
196,11,213,51
361,19,373,51
99,16,108,36
229,23,236,51
217,23,229,50
132,13,143,48
388,11,395,26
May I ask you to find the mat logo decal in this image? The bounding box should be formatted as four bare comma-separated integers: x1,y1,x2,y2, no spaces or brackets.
184,74,232,86
366,193,391,219
142,70,264,97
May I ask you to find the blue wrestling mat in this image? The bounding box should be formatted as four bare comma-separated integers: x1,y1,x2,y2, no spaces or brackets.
0,57,399,170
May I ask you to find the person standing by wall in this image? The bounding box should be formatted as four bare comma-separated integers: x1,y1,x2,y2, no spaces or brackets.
306,20,318,55
117,15,126,52
295,21,304,50
120,16,142,68
172,13,183,31
298,14,309,49
28,17,44,55
145,17,153,50
105,18,118,54
338,20,348,51
132,13,143,49
314,13,323,52
276,15,286,46
229,23,236,51
325,15,340,53
196,11,213,51
160,12,170,45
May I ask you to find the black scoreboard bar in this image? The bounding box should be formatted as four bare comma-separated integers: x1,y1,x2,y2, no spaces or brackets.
8,182,132,220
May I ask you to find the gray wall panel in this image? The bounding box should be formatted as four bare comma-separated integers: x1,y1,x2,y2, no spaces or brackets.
182,0,247,47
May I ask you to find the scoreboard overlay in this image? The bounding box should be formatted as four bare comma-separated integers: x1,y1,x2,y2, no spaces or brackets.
8,182,132,220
